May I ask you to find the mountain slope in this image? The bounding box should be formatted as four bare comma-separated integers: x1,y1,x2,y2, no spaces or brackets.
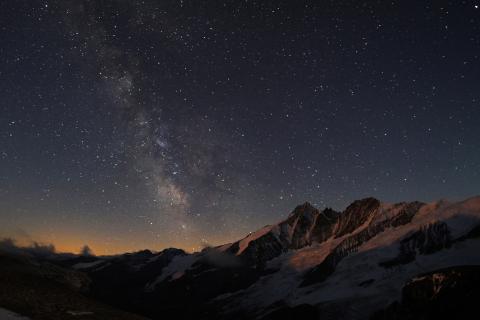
0,251,149,320
34,195,480,320
209,196,480,319
217,202,340,266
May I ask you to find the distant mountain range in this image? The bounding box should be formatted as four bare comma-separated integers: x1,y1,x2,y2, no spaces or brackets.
1,196,480,319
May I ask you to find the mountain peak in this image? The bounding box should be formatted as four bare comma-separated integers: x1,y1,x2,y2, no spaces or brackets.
301,201,314,208
289,202,319,218
350,197,380,206
334,197,381,237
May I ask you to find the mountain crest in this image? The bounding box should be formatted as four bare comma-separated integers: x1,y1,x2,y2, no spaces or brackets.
334,197,380,237
289,202,318,217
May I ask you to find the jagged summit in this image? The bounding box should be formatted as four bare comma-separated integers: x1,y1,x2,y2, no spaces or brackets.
334,197,380,237
217,197,424,266
289,202,319,217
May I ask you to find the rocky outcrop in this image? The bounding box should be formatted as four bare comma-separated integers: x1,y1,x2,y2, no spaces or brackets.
285,202,323,248
334,198,380,237
371,266,480,320
302,200,425,286
280,203,338,248
379,221,451,268
236,231,286,267
227,202,340,266
310,208,339,243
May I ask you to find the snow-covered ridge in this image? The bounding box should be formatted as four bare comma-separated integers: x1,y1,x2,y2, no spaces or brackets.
237,225,275,255
57,195,480,320
214,196,480,319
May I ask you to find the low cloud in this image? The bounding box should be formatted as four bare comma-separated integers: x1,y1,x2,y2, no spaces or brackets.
0,238,95,259
0,238,57,259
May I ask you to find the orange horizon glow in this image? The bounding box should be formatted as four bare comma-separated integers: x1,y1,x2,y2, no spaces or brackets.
2,232,240,256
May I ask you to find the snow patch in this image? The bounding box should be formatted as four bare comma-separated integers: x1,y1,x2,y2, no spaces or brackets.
237,225,274,255
73,260,105,270
0,308,30,320
145,254,198,291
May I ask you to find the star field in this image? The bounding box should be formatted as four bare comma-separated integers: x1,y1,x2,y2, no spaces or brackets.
1,0,479,254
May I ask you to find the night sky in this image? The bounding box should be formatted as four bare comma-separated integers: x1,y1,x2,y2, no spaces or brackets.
1,1,479,254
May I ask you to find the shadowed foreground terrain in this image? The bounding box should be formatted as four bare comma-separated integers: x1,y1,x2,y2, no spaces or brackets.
0,253,148,320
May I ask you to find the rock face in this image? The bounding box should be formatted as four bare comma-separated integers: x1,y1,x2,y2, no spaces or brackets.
334,197,380,237
25,195,480,320
302,200,425,286
228,202,339,266
284,203,338,248
379,221,452,268
371,266,480,320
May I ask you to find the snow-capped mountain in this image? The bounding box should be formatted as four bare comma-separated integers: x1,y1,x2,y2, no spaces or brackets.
214,196,480,319
4,195,479,320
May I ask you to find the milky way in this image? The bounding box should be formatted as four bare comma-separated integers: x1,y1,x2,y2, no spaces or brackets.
1,1,479,254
